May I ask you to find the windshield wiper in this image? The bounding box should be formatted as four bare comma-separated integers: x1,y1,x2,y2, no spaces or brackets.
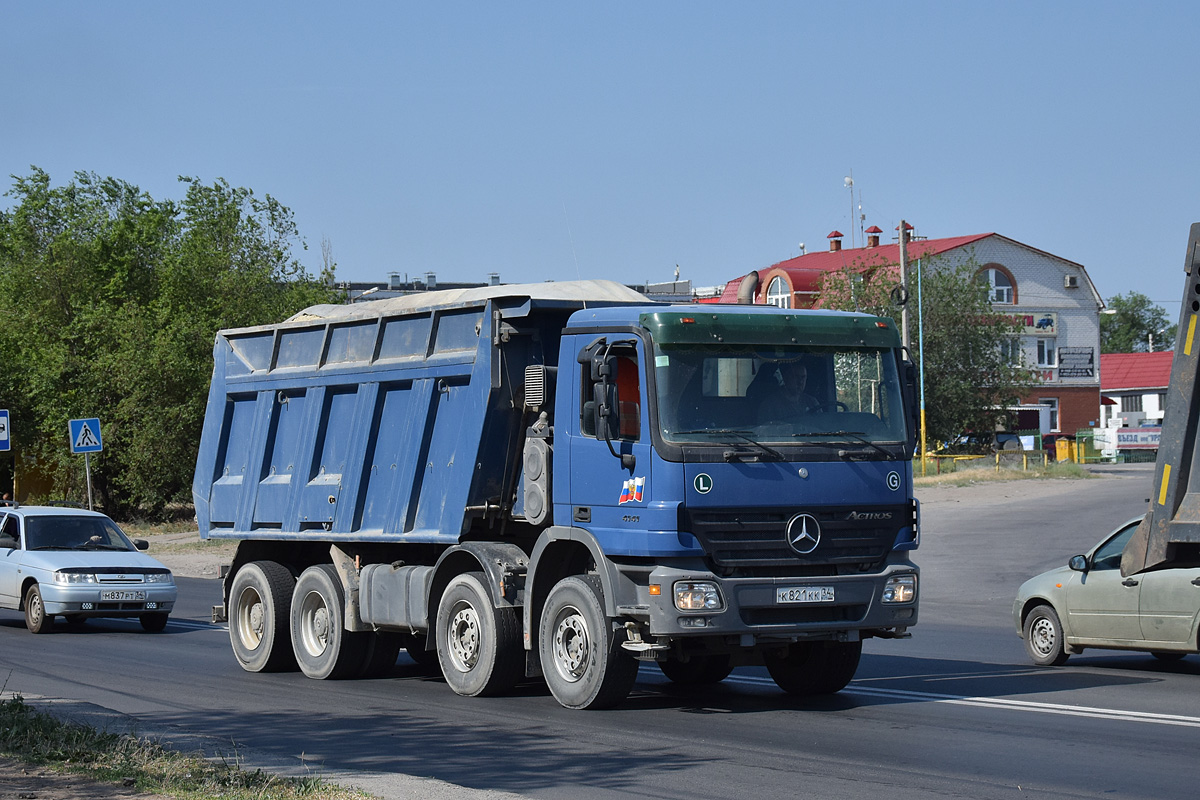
792,430,893,459
674,428,783,461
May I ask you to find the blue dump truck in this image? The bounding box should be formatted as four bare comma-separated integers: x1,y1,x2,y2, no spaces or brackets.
194,280,920,709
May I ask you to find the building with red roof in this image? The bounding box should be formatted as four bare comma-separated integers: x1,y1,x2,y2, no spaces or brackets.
1099,351,1174,428
721,228,1106,437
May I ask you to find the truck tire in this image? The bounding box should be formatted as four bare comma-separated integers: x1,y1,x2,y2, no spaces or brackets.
229,561,298,673
539,575,638,710
358,631,404,678
291,564,369,680
1023,604,1069,666
764,640,862,696
24,584,51,634
139,612,169,632
401,633,440,671
436,572,522,697
659,654,733,686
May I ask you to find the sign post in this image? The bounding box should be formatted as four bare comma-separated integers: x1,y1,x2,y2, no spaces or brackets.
68,418,103,511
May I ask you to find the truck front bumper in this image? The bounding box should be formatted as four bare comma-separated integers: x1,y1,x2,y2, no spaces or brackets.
627,560,917,643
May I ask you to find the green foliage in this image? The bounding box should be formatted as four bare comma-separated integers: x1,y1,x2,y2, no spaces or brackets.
1100,291,1176,353
820,254,1035,447
0,168,342,517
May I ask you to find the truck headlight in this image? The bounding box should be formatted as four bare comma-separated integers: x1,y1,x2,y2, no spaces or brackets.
54,572,98,584
882,574,916,604
674,581,724,611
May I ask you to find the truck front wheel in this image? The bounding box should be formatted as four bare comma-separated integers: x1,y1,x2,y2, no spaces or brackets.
291,565,369,680
436,572,522,696
539,575,638,709
228,561,297,673
764,640,861,696
658,654,733,686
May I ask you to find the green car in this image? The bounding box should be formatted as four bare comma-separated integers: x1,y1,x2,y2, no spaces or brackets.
1014,517,1199,665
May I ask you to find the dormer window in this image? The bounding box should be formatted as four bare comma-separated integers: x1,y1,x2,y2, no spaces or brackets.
977,265,1015,305
766,276,791,308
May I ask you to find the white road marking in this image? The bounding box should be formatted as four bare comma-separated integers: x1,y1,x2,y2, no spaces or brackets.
726,674,1200,728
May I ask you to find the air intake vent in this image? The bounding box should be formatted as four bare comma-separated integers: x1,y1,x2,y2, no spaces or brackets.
524,365,546,408
1064,275,1079,288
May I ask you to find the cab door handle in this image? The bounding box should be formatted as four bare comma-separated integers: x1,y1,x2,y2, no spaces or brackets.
1122,578,1140,587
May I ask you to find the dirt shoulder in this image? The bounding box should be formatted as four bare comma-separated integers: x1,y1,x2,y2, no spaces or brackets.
0,756,172,800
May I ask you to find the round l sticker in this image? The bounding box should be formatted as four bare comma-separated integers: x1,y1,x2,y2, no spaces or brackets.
694,473,713,494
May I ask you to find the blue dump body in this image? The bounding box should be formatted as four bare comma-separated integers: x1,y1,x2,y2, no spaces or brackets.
193,280,921,708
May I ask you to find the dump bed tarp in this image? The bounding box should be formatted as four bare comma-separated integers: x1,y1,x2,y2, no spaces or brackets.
288,279,650,324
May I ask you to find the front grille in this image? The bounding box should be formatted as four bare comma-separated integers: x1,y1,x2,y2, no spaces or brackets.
684,505,905,576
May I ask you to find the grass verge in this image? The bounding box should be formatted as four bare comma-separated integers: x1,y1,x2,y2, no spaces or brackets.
0,695,372,800
914,460,1093,487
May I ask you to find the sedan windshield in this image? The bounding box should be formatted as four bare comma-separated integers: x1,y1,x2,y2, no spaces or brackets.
654,343,908,446
25,515,135,551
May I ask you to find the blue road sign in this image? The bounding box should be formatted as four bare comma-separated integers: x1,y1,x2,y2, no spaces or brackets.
69,418,103,454
0,409,9,452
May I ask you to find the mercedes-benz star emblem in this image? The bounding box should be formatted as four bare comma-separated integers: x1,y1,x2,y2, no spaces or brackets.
785,513,821,555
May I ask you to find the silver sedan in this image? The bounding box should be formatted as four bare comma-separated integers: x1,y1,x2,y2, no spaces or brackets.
1014,517,1200,665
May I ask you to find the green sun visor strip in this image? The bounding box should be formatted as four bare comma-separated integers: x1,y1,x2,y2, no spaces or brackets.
639,311,902,349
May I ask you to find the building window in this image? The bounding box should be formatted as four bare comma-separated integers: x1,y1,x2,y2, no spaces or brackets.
766,276,791,308
1039,397,1060,432
978,266,1015,305
1157,393,1167,413
1121,395,1143,413
998,338,1021,364
1036,339,1057,368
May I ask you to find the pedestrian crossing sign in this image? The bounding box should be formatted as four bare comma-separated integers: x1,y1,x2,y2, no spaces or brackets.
0,409,9,452
69,418,103,454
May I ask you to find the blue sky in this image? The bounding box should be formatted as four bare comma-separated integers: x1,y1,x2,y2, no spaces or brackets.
3,2,1197,320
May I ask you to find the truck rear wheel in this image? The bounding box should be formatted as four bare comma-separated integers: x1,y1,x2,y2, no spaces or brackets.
539,575,638,709
228,561,297,672
436,572,522,696
659,654,733,686
291,565,369,680
764,640,861,696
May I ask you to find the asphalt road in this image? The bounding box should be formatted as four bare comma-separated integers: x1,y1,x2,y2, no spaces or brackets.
3,464,1197,799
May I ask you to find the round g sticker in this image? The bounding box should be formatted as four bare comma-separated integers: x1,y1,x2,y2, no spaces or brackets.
886,471,901,491
694,473,713,494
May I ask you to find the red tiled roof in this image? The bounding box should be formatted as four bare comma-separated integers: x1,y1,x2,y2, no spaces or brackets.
1100,351,1174,391
720,233,996,301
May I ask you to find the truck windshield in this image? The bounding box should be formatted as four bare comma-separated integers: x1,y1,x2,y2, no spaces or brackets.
653,343,907,446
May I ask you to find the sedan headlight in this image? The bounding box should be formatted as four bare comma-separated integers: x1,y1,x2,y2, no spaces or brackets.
674,581,724,611
54,572,98,584
144,572,174,584
882,574,916,604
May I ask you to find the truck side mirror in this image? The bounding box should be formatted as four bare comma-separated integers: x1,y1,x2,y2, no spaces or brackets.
592,358,619,442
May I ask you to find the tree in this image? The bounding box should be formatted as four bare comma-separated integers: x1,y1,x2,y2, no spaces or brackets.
1100,291,1176,353
821,255,1035,448
0,168,342,517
